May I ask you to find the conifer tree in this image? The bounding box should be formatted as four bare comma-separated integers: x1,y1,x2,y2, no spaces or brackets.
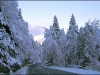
65,14,78,66
18,8,23,20
53,15,60,35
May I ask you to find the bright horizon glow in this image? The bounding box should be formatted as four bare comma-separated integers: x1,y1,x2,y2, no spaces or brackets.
18,1,100,43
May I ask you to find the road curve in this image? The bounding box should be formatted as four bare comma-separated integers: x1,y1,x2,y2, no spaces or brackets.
27,64,79,75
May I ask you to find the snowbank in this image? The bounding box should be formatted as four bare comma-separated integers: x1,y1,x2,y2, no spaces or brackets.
48,66,100,74
14,66,28,74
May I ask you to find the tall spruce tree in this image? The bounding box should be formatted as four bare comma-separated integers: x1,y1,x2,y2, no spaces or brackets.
42,16,64,66
53,15,60,35
77,27,86,66
65,14,78,66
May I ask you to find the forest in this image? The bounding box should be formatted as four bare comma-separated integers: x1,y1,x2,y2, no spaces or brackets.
0,1,100,74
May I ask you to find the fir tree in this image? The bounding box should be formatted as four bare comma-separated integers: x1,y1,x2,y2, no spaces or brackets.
53,15,60,35
65,14,78,66
18,8,23,20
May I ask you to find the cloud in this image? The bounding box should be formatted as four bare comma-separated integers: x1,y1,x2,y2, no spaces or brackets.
28,23,46,43
28,24,44,37
34,35,45,44
34,35,44,41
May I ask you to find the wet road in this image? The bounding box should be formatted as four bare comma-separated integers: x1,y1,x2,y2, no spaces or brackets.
27,64,79,75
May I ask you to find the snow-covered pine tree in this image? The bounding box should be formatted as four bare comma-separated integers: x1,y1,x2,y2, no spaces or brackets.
0,1,42,74
57,28,66,65
18,8,23,20
42,36,64,66
82,20,100,69
53,15,60,35
65,14,78,66
0,1,21,74
44,15,60,41
83,21,98,67
42,16,65,66
77,20,100,68
92,20,100,59
52,15,61,40
44,26,54,39
77,27,86,66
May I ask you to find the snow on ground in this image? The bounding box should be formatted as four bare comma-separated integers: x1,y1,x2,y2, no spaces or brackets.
48,66,100,74
14,66,28,74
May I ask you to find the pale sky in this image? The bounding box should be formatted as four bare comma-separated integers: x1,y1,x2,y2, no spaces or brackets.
18,1,100,43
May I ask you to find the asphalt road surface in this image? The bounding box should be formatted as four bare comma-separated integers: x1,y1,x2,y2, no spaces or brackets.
27,64,79,75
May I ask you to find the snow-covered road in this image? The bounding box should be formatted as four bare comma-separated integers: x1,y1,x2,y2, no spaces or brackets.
13,64,100,74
